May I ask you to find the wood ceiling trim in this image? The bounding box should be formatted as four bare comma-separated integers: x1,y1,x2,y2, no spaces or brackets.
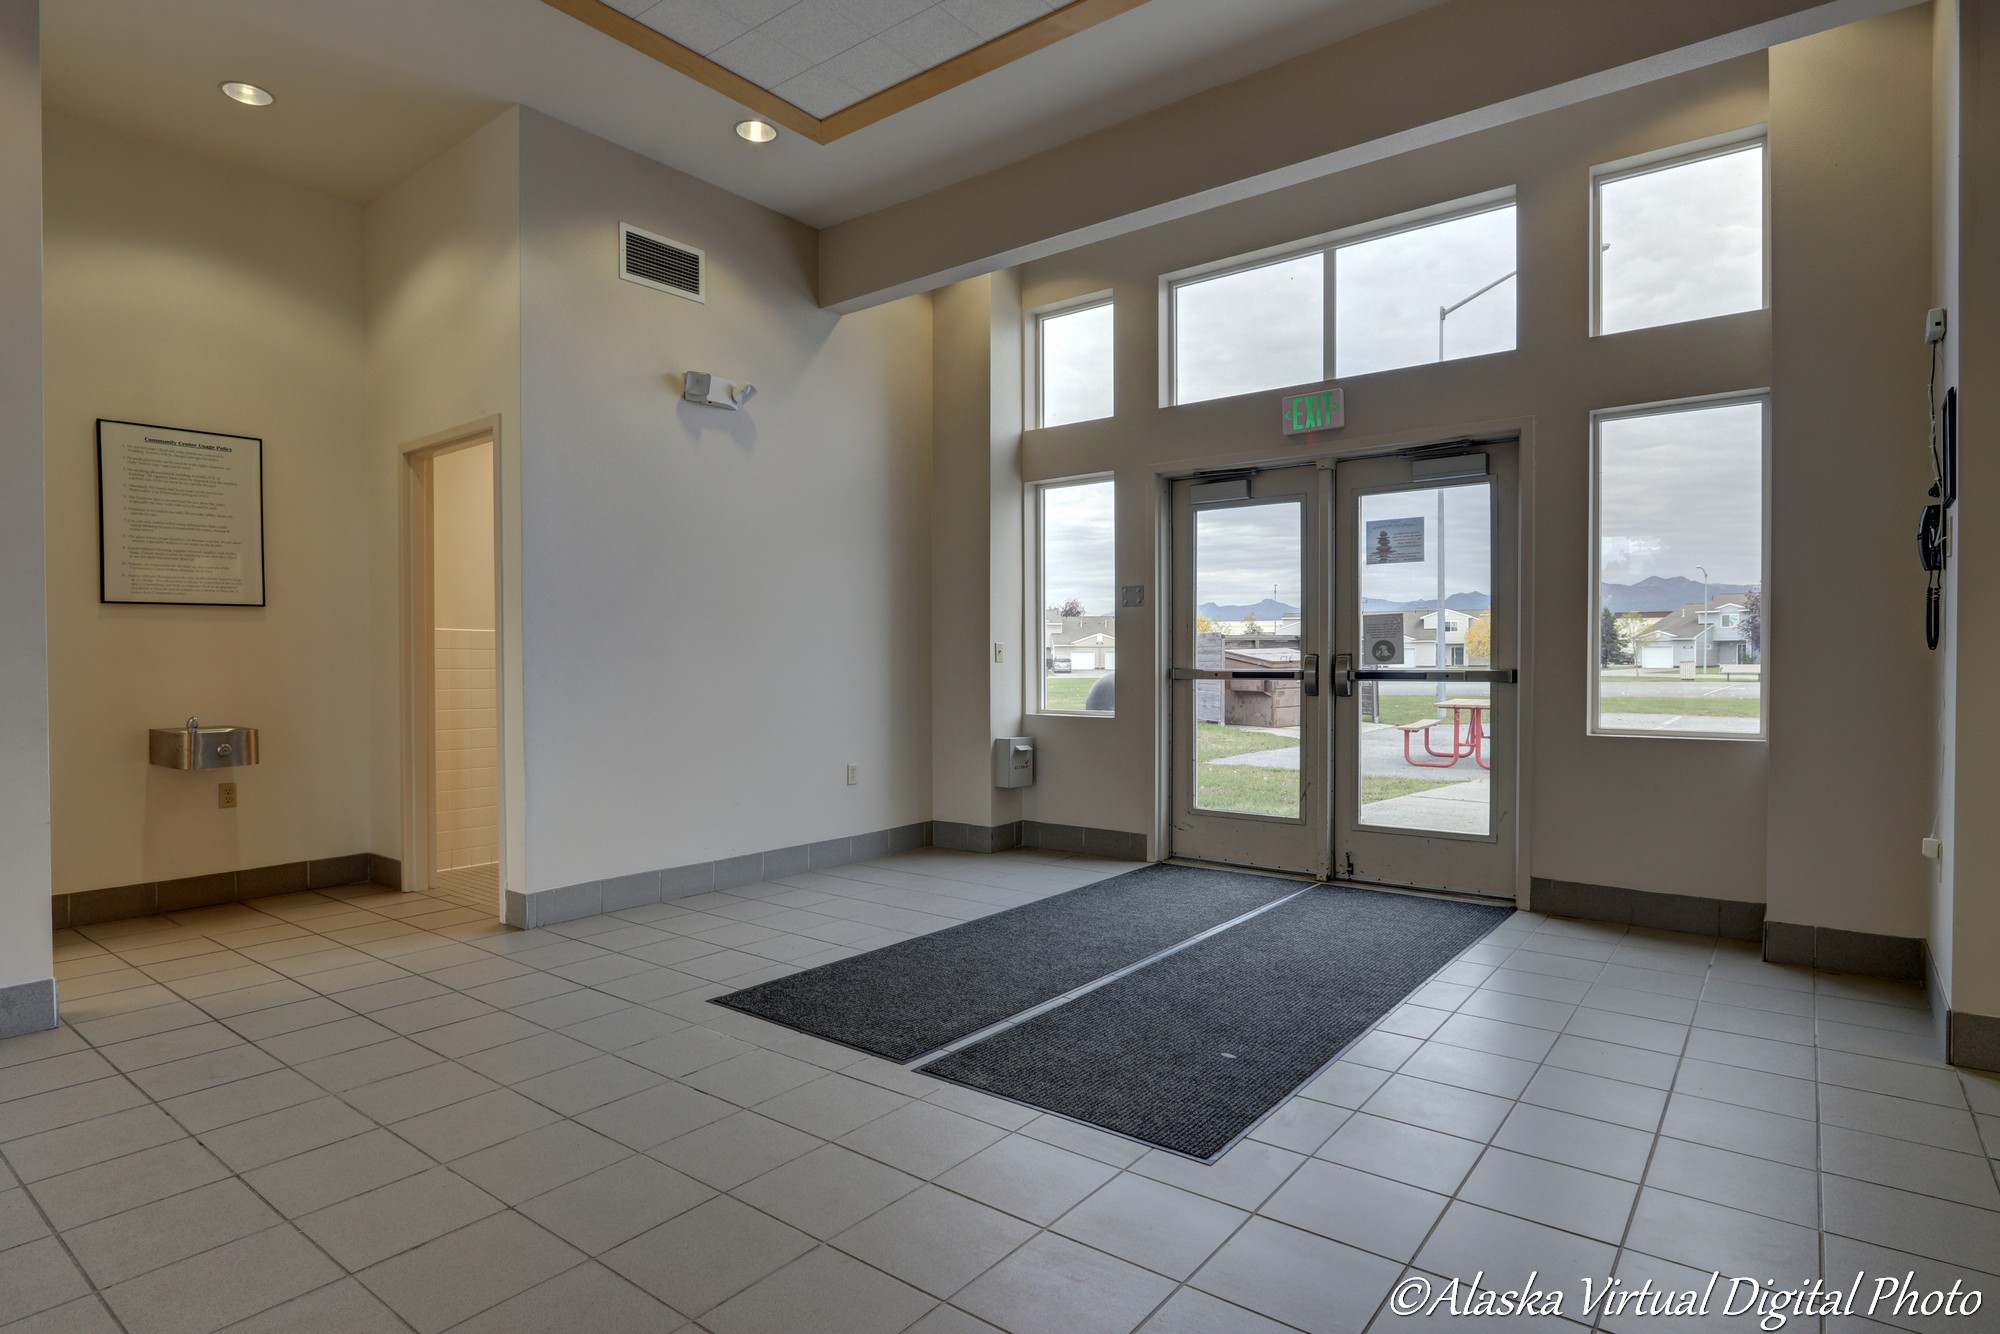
538,0,1152,145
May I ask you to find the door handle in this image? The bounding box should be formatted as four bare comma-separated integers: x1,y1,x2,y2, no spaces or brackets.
1332,653,1355,697
1302,655,1319,698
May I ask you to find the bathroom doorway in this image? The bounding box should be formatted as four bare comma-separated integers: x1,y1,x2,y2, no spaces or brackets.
401,424,505,915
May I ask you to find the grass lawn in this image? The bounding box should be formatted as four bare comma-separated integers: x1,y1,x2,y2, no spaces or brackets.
1041,676,1102,711
1603,696,1760,717
1362,775,1458,804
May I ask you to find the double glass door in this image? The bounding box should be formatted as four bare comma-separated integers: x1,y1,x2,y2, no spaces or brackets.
1168,446,1518,897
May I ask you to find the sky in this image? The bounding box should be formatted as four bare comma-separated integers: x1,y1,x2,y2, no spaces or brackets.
1040,149,1766,606
1043,479,1116,614
1598,400,1763,587
1600,144,1763,334
1359,483,1492,604
1042,143,1763,414
1196,503,1304,608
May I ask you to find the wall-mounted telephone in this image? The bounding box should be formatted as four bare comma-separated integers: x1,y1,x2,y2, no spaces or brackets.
1921,504,1945,650
1919,504,1945,572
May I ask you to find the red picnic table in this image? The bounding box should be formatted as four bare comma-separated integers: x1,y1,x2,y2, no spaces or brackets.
1397,696,1491,770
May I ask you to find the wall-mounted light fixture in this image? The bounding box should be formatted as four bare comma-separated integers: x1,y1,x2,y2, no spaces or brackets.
683,372,757,410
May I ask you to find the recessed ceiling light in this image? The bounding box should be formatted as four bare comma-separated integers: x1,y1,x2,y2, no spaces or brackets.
220,81,274,107
734,119,777,144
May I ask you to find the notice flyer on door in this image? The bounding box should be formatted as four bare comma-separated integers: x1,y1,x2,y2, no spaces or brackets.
98,419,266,606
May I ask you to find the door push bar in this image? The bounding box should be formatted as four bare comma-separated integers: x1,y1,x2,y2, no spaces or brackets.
1329,653,1519,697
1169,655,1319,697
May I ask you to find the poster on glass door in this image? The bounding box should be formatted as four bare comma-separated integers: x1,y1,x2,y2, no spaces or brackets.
1365,515,1424,565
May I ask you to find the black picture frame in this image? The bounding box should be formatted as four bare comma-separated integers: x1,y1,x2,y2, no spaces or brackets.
97,418,268,607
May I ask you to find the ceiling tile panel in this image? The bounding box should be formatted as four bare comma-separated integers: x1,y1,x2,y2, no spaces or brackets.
940,0,1054,43
817,36,922,96
761,1,870,62
772,65,864,114
819,0,938,40
635,0,749,54
877,6,984,67
708,26,816,84
712,0,796,24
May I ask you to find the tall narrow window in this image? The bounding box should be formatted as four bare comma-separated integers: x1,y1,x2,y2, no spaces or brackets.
1039,478,1116,714
1039,301,1114,427
1597,140,1765,335
1593,397,1766,738
1335,205,1517,377
1171,252,1323,405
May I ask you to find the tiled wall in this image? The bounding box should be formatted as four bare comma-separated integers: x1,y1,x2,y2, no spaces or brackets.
436,627,498,873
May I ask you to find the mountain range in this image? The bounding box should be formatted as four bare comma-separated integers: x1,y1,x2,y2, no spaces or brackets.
1200,594,1492,620
1600,575,1758,613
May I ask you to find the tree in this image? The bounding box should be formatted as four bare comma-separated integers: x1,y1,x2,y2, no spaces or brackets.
1056,598,1086,618
1465,614,1493,664
1600,605,1634,666
1195,613,1218,633
1740,588,1762,661
1242,616,1261,635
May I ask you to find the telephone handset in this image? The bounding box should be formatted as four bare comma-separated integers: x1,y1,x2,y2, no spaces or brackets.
1919,504,1946,572
1921,504,1945,650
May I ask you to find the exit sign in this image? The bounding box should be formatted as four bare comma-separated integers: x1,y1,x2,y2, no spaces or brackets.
1282,386,1344,435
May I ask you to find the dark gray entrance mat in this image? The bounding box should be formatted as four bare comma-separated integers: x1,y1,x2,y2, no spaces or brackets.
919,884,1513,1159
710,864,1300,1062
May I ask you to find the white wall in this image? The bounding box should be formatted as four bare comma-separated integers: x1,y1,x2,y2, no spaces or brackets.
433,439,496,632
0,0,52,1027
515,109,932,893
42,114,371,894
364,110,524,888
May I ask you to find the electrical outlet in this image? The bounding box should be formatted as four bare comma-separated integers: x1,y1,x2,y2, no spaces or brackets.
846,764,859,786
218,782,238,810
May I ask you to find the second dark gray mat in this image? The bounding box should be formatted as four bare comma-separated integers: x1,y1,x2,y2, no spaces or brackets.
711,863,1299,1061
920,884,1512,1159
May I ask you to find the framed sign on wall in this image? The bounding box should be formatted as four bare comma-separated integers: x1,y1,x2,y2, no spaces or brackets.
97,419,266,606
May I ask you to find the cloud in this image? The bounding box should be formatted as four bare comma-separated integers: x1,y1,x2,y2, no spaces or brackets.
1043,479,1116,614
1599,400,1763,586
1600,145,1763,333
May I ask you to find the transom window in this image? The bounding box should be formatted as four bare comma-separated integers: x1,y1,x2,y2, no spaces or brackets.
1037,300,1115,428
1595,138,1766,335
1168,199,1517,404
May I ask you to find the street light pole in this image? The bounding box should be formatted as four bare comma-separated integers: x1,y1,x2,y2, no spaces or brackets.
1437,270,1518,361
1696,564,1709,672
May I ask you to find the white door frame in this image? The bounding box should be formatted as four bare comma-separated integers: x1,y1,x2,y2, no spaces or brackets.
399,417,506,906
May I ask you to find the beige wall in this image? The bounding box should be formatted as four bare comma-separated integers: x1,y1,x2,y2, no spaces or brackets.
1767,9,1935,940
819,0,1919,310
1929,0,1961,1004
42,115,371,894
0,0,51,1018
433,439,495,632
1007,58,1778,900
932,274,1026,830
364,110,524,889
1944,0,2000,1020
515,109,932,893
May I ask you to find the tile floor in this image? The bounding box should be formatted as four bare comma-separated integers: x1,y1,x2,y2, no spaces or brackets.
3,848,1997,1333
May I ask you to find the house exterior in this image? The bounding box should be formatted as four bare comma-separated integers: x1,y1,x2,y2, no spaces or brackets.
1636,594,1757,668
1402,609,1482,667
1045,614,1116,670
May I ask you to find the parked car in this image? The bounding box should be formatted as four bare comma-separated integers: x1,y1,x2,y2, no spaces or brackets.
1045,654,1072,673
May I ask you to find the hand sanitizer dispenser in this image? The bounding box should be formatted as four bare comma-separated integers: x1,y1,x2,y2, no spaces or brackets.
992,737,1035,789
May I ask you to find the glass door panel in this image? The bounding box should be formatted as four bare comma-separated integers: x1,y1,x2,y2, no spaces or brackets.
1333,448,1518,898
1168,467,1328,875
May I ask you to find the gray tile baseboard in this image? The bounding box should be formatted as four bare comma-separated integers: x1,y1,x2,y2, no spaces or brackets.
507,822,933,930
1529,877,1765,942
1761,920,1924,981
1020,820,1148,861
0,977,58,1039
930,820,1021,854
52,852,391,929
1947,1009,2000,1073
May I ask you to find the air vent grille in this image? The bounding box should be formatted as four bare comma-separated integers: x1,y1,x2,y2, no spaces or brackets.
619,223,704,303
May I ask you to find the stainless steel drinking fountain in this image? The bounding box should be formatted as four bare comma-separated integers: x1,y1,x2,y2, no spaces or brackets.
149,717,260,770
